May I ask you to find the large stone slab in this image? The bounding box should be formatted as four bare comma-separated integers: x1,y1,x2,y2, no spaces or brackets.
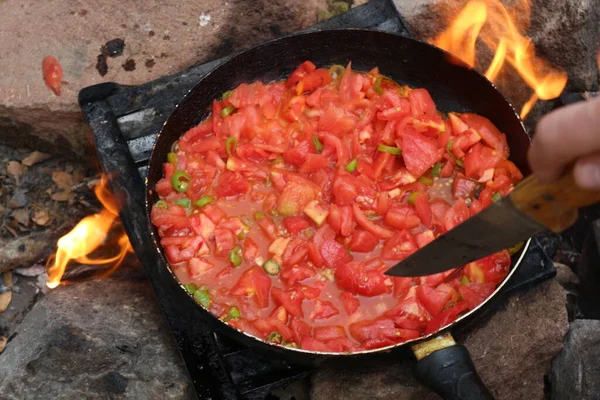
550,319,600,399
0,266,192,399
311,279,568,400
0,0,327,159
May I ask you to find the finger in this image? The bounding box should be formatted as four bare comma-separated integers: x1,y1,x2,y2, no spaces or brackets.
573,152,600,190
528,96,600,183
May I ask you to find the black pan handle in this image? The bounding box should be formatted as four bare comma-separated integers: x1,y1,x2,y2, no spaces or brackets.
413,345,494,400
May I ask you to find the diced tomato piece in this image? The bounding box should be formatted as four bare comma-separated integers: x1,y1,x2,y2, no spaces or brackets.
452,174,479,199
283,216,312,235
349,229,379,253
414,230,435,249
416,285,453,317
299,153,329,174
335,261,391,297
424,301,470,334
272,287,305,318
257,216,278,241
42,55,64,96
385,295,431,330
216,171,250,197
214,228,236,256
384,207,421,230
326,337,355,352
277,183,317,216
340,292,360,315
458,283,496,309
314,325,347,341
413,192,432,228
349,318,406,343
283,140,311,167
353,204,393,239
243,237,260,263
460,113,509,158
320,240,352,269
290,317,312,344
282,238,309,266
280,264,315,286
309,299,340,321
188,257,214,278
393,277,413,297
381,230,418,261
286,60,317,87
299,69,332,93
300,337,330,352
401,129,442,177
443,198,470,231
230,266,272,308
465,250,511,285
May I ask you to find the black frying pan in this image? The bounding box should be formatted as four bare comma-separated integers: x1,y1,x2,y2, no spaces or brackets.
146,29,531,399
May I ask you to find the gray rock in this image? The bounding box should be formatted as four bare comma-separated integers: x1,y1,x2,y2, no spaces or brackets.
0,268,192,399
311,279,568,400
550,319,600,400
7,190,28,209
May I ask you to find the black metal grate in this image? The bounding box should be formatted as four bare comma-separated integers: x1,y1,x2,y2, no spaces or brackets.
78,1,556,398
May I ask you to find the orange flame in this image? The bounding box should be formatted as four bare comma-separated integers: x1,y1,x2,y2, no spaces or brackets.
431,0,568,119
46,177,132,289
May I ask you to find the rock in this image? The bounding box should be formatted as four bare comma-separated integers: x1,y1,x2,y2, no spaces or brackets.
0,0,327,159
7,190,29,208
550,319,600,400
311,279,568,400
0,267,192,399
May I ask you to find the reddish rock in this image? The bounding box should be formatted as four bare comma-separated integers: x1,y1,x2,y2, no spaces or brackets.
0,0,327,158
311,279,568,400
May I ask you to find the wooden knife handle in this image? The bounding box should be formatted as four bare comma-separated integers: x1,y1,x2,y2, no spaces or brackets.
510,171,600,232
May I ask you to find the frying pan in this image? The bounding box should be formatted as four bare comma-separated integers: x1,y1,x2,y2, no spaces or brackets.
146,29,532,399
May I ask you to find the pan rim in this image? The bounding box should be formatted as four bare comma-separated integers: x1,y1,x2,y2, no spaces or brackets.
145,28,530,357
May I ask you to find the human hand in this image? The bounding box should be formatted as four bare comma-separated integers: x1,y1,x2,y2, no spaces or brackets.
528,95,600,189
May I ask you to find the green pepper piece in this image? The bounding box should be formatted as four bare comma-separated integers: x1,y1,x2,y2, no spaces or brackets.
155,200,168,209
313,135,324,153
226,137,238,157
268,331,283,344
408,191,422,205
194,195,214,208
167,152,177,165
282,341,299,349
492,192,501,203
228,306,240,319
222,90,233,100
345,158,358,172
194,289,211,308
254,211,265,220
221,105,235,118
183,283,198,294
377,143,402,155
460,275,470,285
456,159,464,167
418,176,433,185
432,162,442,178
229,246,242,267
446,139,454,153
171,171,191,193
175,198,191,208
263,259,280,275
374,76,384,95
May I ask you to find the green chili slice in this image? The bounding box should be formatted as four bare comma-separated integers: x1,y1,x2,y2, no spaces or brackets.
282,341,299,348
313,135,324,153
408,191,422,205
418,176,433,185
221,105,235,118
492,192,502,203
171,171,191,193
254,211,265,220
229,246,242,267
377,143,402,155
167,152,177,165
345,158,358,172
268,331,283,344
222,90,233,100
183,283,198,294
226,137,238,157
175,198,191,208
194,288,211,308
446,139,454,152
374,76,384,95
263,259,280,275
460,275,470,285
456,159,464,168
155,200,168,209
194,195,213,208
228,306,240,319
432,162,442,178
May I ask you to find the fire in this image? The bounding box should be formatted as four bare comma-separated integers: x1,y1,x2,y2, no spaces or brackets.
431,0,568,119
46,177,132,289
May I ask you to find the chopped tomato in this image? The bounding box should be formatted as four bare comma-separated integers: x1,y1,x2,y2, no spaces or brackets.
152,60,523,353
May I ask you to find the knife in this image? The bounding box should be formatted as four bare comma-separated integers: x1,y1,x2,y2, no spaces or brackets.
385,171,600,277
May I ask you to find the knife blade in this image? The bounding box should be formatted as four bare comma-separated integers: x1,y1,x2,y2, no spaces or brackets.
385,172,600,277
